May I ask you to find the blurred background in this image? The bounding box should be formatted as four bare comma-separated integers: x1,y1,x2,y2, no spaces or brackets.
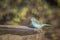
0,0,60,40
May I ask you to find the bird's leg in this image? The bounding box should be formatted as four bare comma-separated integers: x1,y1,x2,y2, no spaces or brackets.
33,28,40,33
38,28,44,33
34,28,43,33
38,28,42,33
33,27,45,33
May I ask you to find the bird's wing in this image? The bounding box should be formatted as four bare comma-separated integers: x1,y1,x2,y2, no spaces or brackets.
33,18,40,24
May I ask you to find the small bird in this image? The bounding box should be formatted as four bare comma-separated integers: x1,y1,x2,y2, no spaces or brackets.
30,17,52,32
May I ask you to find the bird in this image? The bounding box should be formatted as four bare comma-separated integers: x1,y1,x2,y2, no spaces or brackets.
30,17,52,32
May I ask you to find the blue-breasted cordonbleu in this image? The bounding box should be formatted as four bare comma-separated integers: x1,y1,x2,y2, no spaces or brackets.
31,17,51,28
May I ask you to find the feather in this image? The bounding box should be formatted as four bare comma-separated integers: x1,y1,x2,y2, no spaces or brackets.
31,18,52,28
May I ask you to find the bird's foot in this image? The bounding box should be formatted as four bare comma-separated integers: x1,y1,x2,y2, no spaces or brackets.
38,30,45,33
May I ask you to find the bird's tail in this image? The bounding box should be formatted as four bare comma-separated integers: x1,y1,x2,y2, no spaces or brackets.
43,24,52,27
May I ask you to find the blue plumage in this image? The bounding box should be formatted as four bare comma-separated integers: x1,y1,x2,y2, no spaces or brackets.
31,18,51,28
